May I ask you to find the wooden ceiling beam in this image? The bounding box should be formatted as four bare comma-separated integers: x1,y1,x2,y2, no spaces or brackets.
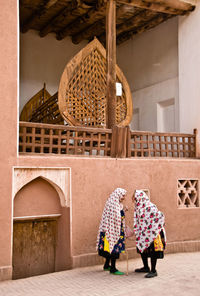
39,0,79,37
116,12,173,45
56,0,107,40
21,0,60,33
115,9,155,36
143,0,195,11
116,0,195,15
72,19,105,44
71,3,127,44
98,8,155,43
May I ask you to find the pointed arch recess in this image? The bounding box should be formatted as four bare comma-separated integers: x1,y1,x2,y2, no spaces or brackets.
13,168,70,207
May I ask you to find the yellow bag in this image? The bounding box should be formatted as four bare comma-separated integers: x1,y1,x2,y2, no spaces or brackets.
154,234,163,251
104,236,110,253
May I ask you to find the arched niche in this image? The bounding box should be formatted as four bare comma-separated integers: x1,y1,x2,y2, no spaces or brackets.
12,170,72,279
13,167,71,207
14,177,62,218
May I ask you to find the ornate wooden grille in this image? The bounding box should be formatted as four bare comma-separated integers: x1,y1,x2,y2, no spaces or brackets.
19,122,112,156
128,131,196,157
66,48,108,127
20,85,64,125
20,39,132,128
178,180,199,208
65,48,127,127
58,38,132,127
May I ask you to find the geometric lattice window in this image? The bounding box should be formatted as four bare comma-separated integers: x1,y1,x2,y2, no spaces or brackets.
178,180,199,208
58,38,133,128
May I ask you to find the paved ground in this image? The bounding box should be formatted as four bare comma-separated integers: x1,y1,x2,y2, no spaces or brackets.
0,252,200,296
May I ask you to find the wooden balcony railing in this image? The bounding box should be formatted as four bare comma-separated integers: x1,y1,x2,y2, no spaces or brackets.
19,122,198,158
127,130,196,158
19,122,112,156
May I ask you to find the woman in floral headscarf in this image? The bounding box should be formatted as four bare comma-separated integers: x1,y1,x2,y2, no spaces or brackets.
133,190,166,278
97,188,127,275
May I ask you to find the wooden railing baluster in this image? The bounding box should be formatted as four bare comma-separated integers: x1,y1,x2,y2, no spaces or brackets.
19,122,196,159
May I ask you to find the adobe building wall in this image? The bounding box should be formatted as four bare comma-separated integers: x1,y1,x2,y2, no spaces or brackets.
1,0,200,282
17,156,200,268
0,0,18,281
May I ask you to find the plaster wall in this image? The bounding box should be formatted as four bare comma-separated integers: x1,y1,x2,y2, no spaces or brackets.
16,156,200,259
117,17,179,131
130,78,179,132
20,31,86,112
117,17,178,92
0,0,18,280
1,0,200,281
178,2,200,133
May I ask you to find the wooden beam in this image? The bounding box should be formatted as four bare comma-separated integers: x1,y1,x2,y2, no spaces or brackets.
144,0,195,11
72,3,125,44
106,0,116,129
181,0,196,4
116,9,156,36
56,0,107,40
116,0,195,15
98,8,155,44
21,0,59,33
72,19,105,44
116,12,173,45
39,0,78,37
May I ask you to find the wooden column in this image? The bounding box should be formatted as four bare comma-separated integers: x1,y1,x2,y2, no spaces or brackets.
106,0,116,129
194,128,200,158
111,126,129,158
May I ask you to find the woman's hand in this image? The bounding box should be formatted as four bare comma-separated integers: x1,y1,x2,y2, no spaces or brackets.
124,205,128,212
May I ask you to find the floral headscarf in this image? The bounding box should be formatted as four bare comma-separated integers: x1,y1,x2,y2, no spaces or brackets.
134,190,165,253
97,188,127,253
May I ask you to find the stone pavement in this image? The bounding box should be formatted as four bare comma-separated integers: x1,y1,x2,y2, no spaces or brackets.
0,252,200,296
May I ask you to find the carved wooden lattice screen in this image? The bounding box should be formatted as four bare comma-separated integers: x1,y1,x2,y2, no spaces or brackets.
58,38,132,128
20,84,64,125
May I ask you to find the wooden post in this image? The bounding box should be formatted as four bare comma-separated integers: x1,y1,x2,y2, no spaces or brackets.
126,126,131,157
194,128,200,158
111,126,127,158
106,0,116,129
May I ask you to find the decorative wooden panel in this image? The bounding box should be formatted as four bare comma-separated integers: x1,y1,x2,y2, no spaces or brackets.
20,85,64,125
13,219,57,279
178,180,199,208
58,38,133,128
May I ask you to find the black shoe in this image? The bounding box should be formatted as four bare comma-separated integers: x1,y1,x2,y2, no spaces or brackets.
103,265,111,271
135,267,150,273
145,271,158,278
